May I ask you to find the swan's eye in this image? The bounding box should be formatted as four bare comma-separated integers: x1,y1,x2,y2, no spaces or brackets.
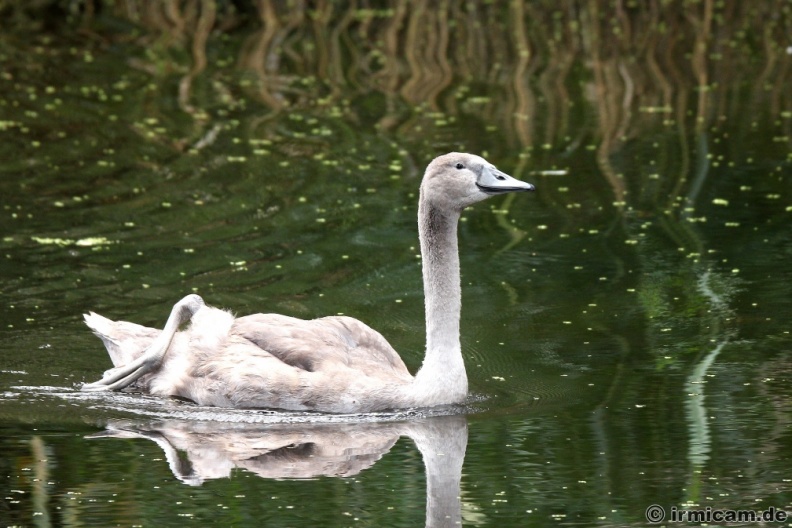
455,163,464,170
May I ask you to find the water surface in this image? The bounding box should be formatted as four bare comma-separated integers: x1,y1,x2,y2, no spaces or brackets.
1,3,791,527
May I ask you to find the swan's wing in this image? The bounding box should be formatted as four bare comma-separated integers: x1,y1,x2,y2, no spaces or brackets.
229,313,412,380
186,332,408,410
84,312,161,367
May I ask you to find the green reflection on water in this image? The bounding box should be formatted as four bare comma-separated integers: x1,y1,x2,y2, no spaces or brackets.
1,2,791,526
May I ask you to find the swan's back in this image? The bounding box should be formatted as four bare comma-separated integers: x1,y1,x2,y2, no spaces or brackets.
183,311,415,409
231,314,411,379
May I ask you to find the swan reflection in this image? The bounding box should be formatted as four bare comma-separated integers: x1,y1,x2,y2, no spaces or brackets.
89,414,467,527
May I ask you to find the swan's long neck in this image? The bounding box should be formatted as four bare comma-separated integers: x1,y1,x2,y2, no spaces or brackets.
411,197,467,404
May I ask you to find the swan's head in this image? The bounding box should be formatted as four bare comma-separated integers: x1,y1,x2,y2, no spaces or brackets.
421,152,535,211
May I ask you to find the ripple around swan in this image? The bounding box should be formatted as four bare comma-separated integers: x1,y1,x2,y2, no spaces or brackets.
5,384,477,426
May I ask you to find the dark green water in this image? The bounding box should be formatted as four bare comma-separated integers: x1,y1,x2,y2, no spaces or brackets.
1,3,791,527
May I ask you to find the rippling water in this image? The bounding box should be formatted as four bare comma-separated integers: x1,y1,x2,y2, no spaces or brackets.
1,3,792,527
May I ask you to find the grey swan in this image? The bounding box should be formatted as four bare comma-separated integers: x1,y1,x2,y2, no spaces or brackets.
81,153,535,412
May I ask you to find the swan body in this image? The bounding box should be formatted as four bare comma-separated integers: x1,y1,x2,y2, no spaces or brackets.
82,153,534,412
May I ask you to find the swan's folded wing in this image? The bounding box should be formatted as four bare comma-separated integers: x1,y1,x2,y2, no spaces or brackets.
229,313,412,381
84,312,161,367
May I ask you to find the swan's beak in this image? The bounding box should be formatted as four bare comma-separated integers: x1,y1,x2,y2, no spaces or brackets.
476,166,536,195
